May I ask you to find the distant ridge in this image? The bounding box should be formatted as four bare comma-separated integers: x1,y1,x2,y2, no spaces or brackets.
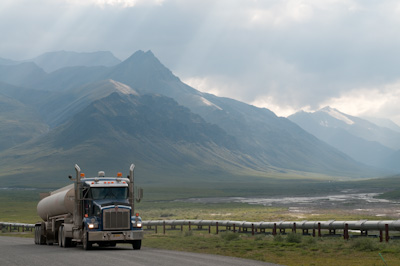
30,51,121,72
289,107,400,171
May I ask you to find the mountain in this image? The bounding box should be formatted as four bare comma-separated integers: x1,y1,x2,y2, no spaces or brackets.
0,57,19,65
38,79,140,127
30,51,121,73
0,92,248,185
0,50,387,187
288,107,400,171
104,51,372,176
0,62,47,87
363,116,400,133
0,83,48,151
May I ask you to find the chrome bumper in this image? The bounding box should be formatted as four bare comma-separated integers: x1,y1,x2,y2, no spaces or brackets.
88,230,143,242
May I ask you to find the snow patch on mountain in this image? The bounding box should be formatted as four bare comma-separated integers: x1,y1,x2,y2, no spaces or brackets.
321,106,354,125
200,96,222,110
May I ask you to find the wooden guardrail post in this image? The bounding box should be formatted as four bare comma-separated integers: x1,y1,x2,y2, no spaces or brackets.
344,223,349,240
385,224,389,242
216,222,219,234
163,221,166,235
318,223,321,237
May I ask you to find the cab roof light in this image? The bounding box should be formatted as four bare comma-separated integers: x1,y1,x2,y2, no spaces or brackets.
135,213,139,217
80,173,85,178
117,172,123,177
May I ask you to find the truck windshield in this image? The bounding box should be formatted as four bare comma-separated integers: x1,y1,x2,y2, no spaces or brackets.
90,187,128,200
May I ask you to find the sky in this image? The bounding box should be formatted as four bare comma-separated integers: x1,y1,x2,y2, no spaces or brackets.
1,0,400,124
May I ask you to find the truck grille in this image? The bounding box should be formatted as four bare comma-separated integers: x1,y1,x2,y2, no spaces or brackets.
103,208,130,230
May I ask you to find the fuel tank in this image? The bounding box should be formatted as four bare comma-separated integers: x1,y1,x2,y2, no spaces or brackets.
37,184,75,221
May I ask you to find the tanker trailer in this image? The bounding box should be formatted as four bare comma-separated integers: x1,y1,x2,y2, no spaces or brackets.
34,164,143,250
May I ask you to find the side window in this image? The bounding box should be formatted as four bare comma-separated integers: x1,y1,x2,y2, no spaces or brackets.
91,204,101,216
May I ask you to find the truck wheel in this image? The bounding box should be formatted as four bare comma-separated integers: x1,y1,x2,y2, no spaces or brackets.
37,224,46,245
60,225,72,248
82,228,92,250
58,225,64,247
132,240,141,250
34,226,38,244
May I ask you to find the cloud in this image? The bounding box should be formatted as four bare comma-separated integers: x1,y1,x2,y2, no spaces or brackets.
320,81,400,125
1,0,400,124
64,0,164,8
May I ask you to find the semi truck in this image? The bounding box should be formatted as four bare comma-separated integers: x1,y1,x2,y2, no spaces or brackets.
34,164,143,250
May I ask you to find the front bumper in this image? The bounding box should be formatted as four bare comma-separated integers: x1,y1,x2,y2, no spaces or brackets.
88,230,143,242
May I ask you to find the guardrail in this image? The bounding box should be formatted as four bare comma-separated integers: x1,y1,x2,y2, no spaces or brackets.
142,219,400,242
0,222,34,232
2,219,400,242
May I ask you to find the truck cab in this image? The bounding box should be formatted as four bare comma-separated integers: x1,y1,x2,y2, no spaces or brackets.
80,173,143,249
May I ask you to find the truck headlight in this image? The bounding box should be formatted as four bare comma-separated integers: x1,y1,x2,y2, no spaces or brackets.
88,223,98,229
131,217,142,228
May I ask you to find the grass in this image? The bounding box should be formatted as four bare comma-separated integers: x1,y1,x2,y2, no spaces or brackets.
0,190,42,223
142,230,400,266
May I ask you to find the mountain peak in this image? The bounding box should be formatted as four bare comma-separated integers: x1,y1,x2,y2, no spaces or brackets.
123,50,159,64
108,50,179,91
319,106,354,125
319,106,336,112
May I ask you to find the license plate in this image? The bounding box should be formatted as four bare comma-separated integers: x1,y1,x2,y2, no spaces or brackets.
113,234,121,238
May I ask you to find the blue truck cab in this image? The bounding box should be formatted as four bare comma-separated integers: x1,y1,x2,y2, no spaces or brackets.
80,172,143,250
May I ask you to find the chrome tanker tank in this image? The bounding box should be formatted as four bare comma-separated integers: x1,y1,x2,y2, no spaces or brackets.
37,184,75,221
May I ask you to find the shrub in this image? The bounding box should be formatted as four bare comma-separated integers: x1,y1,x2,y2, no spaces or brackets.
160,213,174,218
286,233,302,243
304,236,317,245
220,232,240,241
183,230,193,237
273,234,284,242
351,238,379,251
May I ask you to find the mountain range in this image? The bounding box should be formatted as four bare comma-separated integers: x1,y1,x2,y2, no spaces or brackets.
289,107,400,171
0,50,390,187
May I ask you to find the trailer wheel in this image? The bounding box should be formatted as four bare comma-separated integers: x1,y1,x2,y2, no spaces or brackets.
132,240,141,250
36,224,46,245
82,227,92,250
34,226,38,244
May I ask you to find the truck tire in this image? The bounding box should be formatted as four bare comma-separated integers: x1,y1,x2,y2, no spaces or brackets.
58,225,72,248
82,227,92,250
132,240,141,250
34,226,39,244
35,224,46,245
58,225,64,247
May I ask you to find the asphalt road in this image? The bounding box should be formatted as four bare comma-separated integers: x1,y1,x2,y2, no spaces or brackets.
0,236,282,266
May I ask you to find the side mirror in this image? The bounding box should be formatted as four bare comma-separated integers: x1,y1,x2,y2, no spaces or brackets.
136,187,143,202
